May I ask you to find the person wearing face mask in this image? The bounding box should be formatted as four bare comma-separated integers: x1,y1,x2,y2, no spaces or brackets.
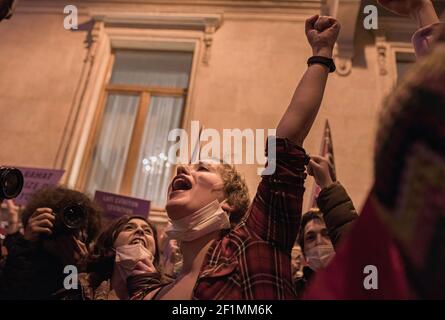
130,14,341,300
293,155,358,297
57,215,162,300
295,210,335,297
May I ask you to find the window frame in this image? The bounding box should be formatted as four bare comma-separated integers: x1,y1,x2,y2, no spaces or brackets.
77,50,189,202
70,23,206,224
375,36,416,102
387,42,416,83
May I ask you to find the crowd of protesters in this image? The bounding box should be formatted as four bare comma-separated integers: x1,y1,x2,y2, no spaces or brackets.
0,0,444,300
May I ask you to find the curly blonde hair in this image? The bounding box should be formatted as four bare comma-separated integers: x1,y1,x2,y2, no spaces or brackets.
216,163,250,226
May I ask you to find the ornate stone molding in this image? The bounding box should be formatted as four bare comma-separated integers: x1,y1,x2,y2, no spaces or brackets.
89,11,222,30
372,17,417,80
334,56,353,76
16,0,322,14
89,11,223,64
375,34,389,76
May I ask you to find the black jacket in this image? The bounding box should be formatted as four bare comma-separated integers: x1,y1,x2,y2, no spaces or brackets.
0,233,66,300
316,181,359,249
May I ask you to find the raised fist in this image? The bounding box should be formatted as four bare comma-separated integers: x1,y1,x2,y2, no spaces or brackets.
307,155,335,189
305,15,341,58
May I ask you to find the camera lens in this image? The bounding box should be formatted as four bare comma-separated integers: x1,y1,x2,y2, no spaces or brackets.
0,167,24,199
61,204,86,230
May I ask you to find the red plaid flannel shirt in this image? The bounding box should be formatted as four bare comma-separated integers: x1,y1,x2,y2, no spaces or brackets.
135,137,309,300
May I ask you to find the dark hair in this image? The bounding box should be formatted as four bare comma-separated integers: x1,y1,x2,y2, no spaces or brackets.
87,215,161,281
298,208,324,253
21,186,102,245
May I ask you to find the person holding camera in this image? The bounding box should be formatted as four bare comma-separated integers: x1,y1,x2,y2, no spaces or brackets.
0,186,102,300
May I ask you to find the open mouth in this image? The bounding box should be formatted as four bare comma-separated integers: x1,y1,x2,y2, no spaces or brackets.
130,237,147,247
171,175,193,192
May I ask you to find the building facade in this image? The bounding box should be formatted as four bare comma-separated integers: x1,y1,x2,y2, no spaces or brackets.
1,0,442,227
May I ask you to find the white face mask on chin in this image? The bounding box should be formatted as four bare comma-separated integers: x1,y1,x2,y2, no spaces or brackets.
165,199,230,242
305,244,335,272
114,243,154,280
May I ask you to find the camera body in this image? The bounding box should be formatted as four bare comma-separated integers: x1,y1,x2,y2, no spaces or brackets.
0,167,24,202
51,204,87,238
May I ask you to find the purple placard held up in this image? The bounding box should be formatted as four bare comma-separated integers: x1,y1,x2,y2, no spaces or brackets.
14,167,65,206
94,190,151,222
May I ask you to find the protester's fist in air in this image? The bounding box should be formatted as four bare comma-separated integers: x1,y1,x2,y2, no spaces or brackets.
305,15,341,58
24,208,55,242
377,0,432,16
307,155,335,189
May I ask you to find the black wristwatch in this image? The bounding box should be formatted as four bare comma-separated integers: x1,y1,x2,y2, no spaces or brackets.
307,56,336,73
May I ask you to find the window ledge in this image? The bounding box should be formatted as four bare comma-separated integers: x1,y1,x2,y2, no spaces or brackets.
89,11,223,32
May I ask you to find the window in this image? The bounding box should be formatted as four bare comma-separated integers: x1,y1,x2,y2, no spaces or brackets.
396,52,415,81
84,50,193,208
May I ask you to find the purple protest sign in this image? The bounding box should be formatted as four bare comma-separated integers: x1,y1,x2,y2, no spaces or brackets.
94,190,151,222
13,167,65,206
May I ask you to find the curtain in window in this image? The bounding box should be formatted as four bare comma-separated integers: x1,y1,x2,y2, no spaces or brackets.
86,94,139,195
86,50,192,207
131,96,184,208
